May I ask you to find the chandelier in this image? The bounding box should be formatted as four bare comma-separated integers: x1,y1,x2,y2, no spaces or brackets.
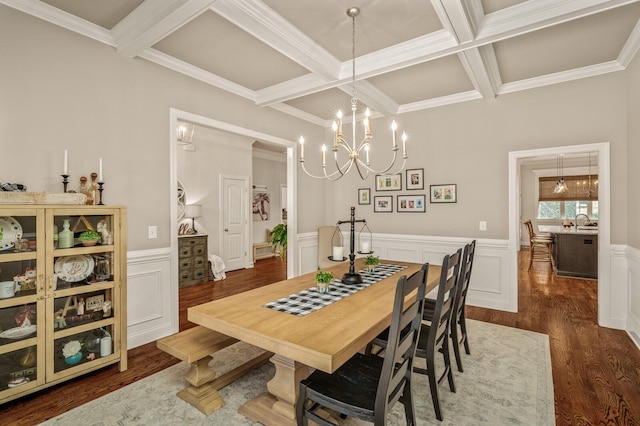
577,152,598,198
553,154,568,194
298,7,407,181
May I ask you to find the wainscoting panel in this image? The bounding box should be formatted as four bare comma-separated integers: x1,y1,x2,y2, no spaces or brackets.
126,248,173,349
297,232,319,275
295,232,510,311
626,245,640,349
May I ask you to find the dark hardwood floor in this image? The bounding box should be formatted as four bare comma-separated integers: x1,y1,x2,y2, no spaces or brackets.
1,252,639,425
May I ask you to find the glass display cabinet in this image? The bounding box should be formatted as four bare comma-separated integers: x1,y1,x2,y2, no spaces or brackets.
0,205,127,404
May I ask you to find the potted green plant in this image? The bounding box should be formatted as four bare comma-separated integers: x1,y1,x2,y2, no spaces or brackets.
269,223,287,260
314,271,334,293
364,255,379,272
79,230,101,246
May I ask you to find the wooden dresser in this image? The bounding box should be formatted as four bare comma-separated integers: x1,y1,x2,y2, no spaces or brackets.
178,235,209,288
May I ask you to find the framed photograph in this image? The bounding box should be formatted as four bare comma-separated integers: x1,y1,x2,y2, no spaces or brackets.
406,168,424,190
358,188,371,205
375,174,402,191
374,196,393,213
397,195,426,212
430,184,457,203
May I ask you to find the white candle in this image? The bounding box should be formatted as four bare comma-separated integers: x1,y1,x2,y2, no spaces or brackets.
321,144,326,167
99,158,103,181
402,132,408,156
63,150,68,175
299,136,305,160
332,246,343,260
360,241,371,253
332,121,338,148
391,121,397,148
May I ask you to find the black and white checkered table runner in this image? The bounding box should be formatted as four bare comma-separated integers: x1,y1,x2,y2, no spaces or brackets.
263,264,407,317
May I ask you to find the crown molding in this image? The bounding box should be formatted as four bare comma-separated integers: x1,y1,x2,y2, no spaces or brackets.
267,103,326,127
0,0,113,45
141,48,256,100
498,61,624,95
398,90,483,113
618,18,640,66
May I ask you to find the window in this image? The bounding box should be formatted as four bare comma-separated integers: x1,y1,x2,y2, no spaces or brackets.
538,174,598,220
537,201,598,219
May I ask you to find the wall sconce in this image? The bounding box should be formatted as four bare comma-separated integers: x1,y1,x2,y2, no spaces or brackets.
177,121,195,145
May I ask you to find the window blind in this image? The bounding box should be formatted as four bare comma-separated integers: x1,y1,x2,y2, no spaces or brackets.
539,175,598,201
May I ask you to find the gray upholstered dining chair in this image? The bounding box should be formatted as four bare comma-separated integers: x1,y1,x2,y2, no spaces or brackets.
296,264,429,426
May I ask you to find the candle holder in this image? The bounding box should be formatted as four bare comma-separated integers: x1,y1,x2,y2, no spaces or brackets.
61,174,70,193
97,182,105,205
336,207,366,285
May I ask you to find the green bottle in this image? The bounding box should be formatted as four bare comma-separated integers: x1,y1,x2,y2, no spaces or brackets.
58,219,73,248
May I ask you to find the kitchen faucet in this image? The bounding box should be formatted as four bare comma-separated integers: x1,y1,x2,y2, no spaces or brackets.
575,214,591,227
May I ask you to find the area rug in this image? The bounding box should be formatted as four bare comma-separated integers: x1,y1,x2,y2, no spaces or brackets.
41,320,554,425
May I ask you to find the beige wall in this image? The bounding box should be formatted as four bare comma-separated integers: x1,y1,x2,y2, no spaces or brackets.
326,73,629,244
1,4,637,249
627,53,640,248
0,6,323,250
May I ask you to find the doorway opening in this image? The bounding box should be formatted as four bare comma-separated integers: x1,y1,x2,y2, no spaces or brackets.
169,108,297,331
508,142,612,326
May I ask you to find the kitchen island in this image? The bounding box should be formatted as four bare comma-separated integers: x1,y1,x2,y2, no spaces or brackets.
539,226,598,278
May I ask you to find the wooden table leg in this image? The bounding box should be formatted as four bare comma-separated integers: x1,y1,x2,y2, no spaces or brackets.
238,354,309,426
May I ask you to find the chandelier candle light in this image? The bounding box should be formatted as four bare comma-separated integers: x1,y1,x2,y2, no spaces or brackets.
299,7,408,181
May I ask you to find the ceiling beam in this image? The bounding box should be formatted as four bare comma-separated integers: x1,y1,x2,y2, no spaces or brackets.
112,0,216,58
254,0,635,108
210,0,342,81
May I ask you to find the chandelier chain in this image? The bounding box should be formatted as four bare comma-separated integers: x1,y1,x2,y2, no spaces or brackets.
352,11,356,102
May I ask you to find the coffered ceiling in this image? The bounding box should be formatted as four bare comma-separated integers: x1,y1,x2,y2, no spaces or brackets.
4,0,640,127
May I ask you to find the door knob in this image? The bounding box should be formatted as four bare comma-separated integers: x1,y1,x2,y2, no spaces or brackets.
224,228,229,232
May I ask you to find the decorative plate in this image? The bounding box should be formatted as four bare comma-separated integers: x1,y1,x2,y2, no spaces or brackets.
0,216,23,251
54,255,95,282
0,325,37,339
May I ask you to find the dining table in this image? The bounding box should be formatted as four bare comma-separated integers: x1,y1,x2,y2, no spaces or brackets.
188,258,442,425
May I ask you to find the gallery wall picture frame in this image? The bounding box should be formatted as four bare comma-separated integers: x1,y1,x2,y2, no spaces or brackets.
406,168,424,190
397,194,426,212
358,188,371,205
374,195,393,212
430,184,457,203
375,174,402,191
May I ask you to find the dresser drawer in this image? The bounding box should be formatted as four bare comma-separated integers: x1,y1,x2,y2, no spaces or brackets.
178,258,192,270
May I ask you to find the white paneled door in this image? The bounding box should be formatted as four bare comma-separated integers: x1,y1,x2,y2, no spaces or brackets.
222,176,248,271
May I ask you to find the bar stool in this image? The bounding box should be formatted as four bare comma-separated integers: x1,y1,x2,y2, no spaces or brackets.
523,220,553,271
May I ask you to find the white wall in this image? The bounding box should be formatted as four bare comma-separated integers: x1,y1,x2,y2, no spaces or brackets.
252,150,287,244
